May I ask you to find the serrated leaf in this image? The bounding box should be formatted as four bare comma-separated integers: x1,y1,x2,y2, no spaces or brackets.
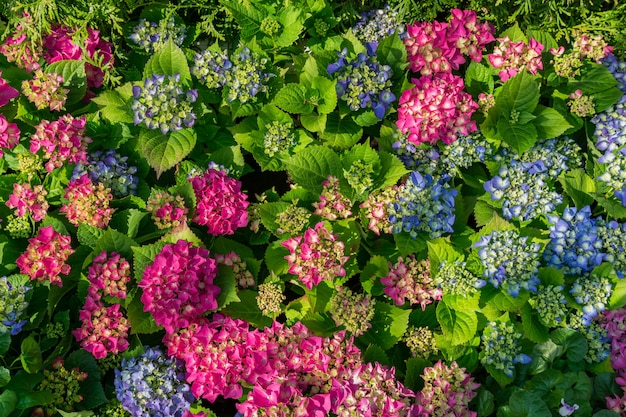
311,76,337,115
265,241,290,276
499,22,527,42
221,1,263,40
376,152,409,188
46,60,86,105
498,118,538,153
91,90,134,123
284,145,341,192
215,264,241,309
436,301,477,346
609,277,626,309
360,255,389,296
507,390,551,417
551,328,588,364
404,356,428,392
275,7,304,47
143,39,191,86
376,33,407,70
522,303,549,343
64,350,107,409
465,61,495,96
394,232,427,257
77,224,105,248
273,84,314,114
559,169,596,209
358,302,410,350
138,128,197,178
301,312,339,336
533,105,572,140
362,344,390,366
93,229,137,260
127,292,160,334
221,289,273,329
595,194,626,220
427,238,464,275
567,63,618,95
258,201,292,235
318,113,362,149
131,242,166,282
300,112,327,132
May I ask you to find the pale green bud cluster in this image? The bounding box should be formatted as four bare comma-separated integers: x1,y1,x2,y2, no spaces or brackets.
434,260,484,296
330,287,376,336
4,214,31,238
263,120,298,157
568,311,610,363
404,326,438,358
530,285,568,327
256,281,285,317
275,203,310,235
260,17,281,36
344,159,374,196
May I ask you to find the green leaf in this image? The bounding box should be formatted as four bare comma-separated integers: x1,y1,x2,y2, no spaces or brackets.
376,152,409,188
0,332,10,356
538,267,564,286
215,264,241,309
394,233,427,257
498,118,538,154
404,356,428,392
595,194,626,220
532,105,572,140
465,61,495,96
0,390,16,417
57,411,95,417
127,291,160,334
76,224,105,248
306,280,335,313
358,302,410,350
93,229,137,260
46,60,87,105
551,328,588,364
507,390,551,417
143,39,191,86
300,113,327,132
91,89,134,124
436,301,478,346
283,145,341,193
522,303,549,343
362,344,390,366
318,113,362,149
360,255,388,296
476,389,496,417
427,238,464,275
275,7,304,47
301,312,340,336
376,33,407,70
0,367,10,388
221,290,273,329
64,349,107,409
593,411,621,417
559,169,596,209
567,63,618,95
20,336,43,374
311,76,337,115
131,242,166,282
498,70,540,114
138,128,197,178
221,1,263,40
273,84,314,114
265,241,290,276
500,22,527,42
609,276,626,309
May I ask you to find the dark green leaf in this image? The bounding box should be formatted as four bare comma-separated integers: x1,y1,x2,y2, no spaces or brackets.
65,349,107,409
522,303,549,343
138,128,197,178
394,232,427,257
551,328,588,364
0,367,10,388
0,332,9,356
358,302,410,350
360,255,389,296
20,336,43,374
404,357,428,392
221,1,263,40
498,118,538,154
76,224,105,248
127,291,160,334
362,344,390,366
221,290,273,329
318,113,362,150
93,229,137,260
376,33,407,70
215,264,241,309
507,390,551,417
131,242,166,282
0,389,16,417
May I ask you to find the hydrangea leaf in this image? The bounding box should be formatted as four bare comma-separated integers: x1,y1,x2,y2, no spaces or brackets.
0,389,16,417
221,1,263,40
363,344,390,366
497,70,540,115
358,302,410,350
65,350,107,410
45,59,87,105
92,229,137,261
91,89,134,124
550,328,588,364
404,356,428,392
264,241,290,276
360,255,388,296
220,289,273,329
0,332,10,357
283,145,341,193
138,128,197,178
609,277,626,309
532,105,572,140
376,33,407,73
319,113,363,150
275,7,304,48
131,242,167,282
311,76,337,115
143,39,191,87
376,151,409,189
76,224,105,248
506,390,551,417
394,232,427,258
214,264,241,309
258,201,292,236
427,237,464,276
522,303,549,343
436,300,477,346
465,61,495,96
559,168,596,209
272,84,314,114
19,336,42,374
300,112,327,132
499,22,527,42
127,290,160,334
301,312,340,336
498,117,537,154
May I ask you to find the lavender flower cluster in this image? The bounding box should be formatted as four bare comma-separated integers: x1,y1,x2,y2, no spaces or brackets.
72,149,138,197
0,276,29,335
129,16,187,53
352,4,406,44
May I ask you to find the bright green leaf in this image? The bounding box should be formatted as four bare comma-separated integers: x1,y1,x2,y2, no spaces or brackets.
283,145,341,193
138,128,197,178
143,39,191,86
559,169,596,209
498,118,538,154
221,290,273,329
318,113,362,149
497,70,540,114
46,60,87,105
436,301,478,346
0,390,16,417
533,105,572,140
273,84,314,114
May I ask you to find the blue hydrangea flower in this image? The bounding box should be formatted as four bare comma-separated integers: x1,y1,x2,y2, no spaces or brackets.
480,321,531,378
603,53,626,92
543,206,606,276
352,5,407,44
597,219,626,278
72,150,139,197
225,47,274,104
474,229,541,297
434,260,486,296
0,276,30,336
591,94,626,163
570,274,613,326
568,311,611,363
114,346,194,417
327,43,395,119
129,16,187,53
388,171,457,239
192,49,233,89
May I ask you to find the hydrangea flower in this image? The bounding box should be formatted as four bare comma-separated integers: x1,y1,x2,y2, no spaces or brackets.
412,360,480,416
214,251,255,288
388,171,457,239
567,311,610,363
282,222,348,290
352,5,406,44
132,73,197,134
0,114,20,159
0,70,20,107
72,149,139,197
60,174,115,228
29,114,92,173
329,286,375,336
0,276,30,335
360,185,399,235
146,190,188,230
3,215,31,239
38,357,88,416
263,120,298,157
592,95,626,163
343,159,375,196
139,240,220,334
224,47,274,104
382,256,442,309
327,43,395,119
597,219,626,278
603,53,626,92
480,321,531,377
601,307,626,389
474,230,541,297
403,326,438,358
191,49,232,89
396,73,478,146
114,346,195,417
6,182,49,222
129,16,187,53
21,70,68,111
16,226,74,287
0,14,42,72
312,175,352,220
570,274,613,326
530,285,568,327
567,89,596,117
256,281,285,317
189,168,249,235
488,37,544,82
74,302,130,359
434,260,486,296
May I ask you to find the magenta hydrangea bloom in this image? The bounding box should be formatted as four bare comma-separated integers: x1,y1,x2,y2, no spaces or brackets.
282,222,349,290
0,13,42,72
189,168,249,235
381,256,442,309
21,70,68,111
16,226,74,287
396,73,479,146
6,182,49,222
0,70,20,107
139,240,220,334
0,114,20,159
488,36,544,82
60,174,114,228
30,114,92,172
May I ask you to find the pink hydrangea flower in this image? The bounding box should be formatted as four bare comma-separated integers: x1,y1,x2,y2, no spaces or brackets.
87,251,131,299
381,256,442,309
360,185,399,235
146,190,188,229
29,114,92,172
16,226,74,286
60,174,114,228
73,301,130,359
488,36,544,82
396,73,479,146
139,240,220,334
21,70,68,111
0,70,20,107
6,182,49,222
214,251,255,288
312,175,352,221
448,9,495,64
282,222,349,290
0,114,20,159
0,14,41,72
189,168,249,235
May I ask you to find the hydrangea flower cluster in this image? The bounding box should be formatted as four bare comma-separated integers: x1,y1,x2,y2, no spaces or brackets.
403,8,494,76
73,251,131,359
480,321,531,377
0,14,42,72
474,230,541,297
0,70,20,107
129,16,187,53
434,260,486,296
543,206,605,276
139,240,220,334
403,326,438,358
603,53,626,92
29,114,91,173
16,152,43,179
312,175,352,220
263,120,298,157
0,114,21,158
530,285,568,327
16,226,74,286
6,182,49,222
214,251,255,288
571,274,613,326
571,30,613,63
329,286,376,336
189,168,249,235
224,47,274,104
327,43,395,119
568,311,610,363
72,149,139,197
256,281,285,317
592,95,626,198
43,25,114,88
412,360,480,417
396,73,479,145
3,215,31,239
388,171,457,239
344,159,375,196
61,174,114,228
132,73,198,134
352,5,406,44
114,346,195,417
146,190,188,229
488,37,544,82
275,203,310,235
359,185,398,235
597,219,626,278
21,70,68,111
567,89,596,117
381,256,441,309
282,222,348,290
601,307,626,401
38,357,88,416
191,49,232,89
0,276,30,335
